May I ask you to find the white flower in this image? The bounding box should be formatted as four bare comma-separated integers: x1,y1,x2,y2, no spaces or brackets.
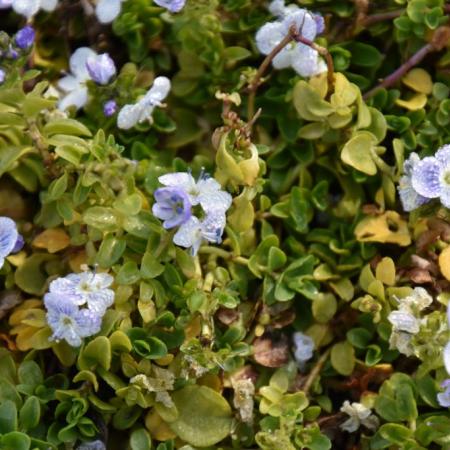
389,331,414,357
0,0,57,18
57,47,97,111
44,293,102,347
255,5,326,78
95,0,125,24
397,287,433,313
388,310,421,334
173,212,226,256
47,270,114,315
117,76,171,129
340,401,379,433
158,171,232,215
444,341,450,375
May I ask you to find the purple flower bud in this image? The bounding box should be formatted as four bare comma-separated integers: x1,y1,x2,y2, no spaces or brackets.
313,14,325,35
103,99,117,117
7,48,18,60
12,234,24,253
15,25,35,49
0,69,5,84
86,53,116,85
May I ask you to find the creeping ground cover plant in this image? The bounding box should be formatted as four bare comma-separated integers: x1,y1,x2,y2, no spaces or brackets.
2,0,450,449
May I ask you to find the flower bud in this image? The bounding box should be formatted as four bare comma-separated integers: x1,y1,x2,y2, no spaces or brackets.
15,25,35,49
86,53,116,85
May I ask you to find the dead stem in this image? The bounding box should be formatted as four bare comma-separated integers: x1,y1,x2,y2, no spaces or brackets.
363,26,450,99
302,347,331,396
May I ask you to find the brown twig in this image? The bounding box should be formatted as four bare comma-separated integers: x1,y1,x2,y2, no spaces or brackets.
363,26,450,100
247,33,293,121
302,347,331,396
247,26,335,122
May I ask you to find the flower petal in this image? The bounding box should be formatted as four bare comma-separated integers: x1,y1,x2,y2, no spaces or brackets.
411,156,442,198
95,0,122,23
144,76,171,105
69,47,97,81
117,104,143,130
57,74,80,93
12,0,40,17
0,0,14,9
173,216,202,254
291,44,322,77
0,217,18,259
58,87,88,111
444,341,450,375
255,21,286,56
40,0,57,11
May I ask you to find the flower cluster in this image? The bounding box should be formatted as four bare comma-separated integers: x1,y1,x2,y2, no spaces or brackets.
399,145,450,211
152,171,232,255
0,216,24,269
339,401,379,433
44,270,114,347
387,287,432,356
57,47,116,111
117,76,171,129
0,26,35,83
0,0,57,18
255,0,326,78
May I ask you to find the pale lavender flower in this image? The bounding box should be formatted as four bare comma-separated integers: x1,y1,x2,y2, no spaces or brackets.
158,171,232,215
255,2,326,77
313,14,325,34
15,25,35,49
293,331,314,365
152,187,192,229
95,0,125,23
437,379,450,408
173,212,226,256
44,293,101,347
0,217,24,269
58,47,97,111
117,76,171,129
399,153,431,211
48,271,114,315
154,0,186,13
86,53,116,85
412,145,450,208
0,69,5,84
0,0,58,18
103,99,117,117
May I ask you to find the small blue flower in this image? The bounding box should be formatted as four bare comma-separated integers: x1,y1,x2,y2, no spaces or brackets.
0,216,24,269
86,53,116,85
293,331,314,365
437,379,450,408
103,99,117,117
173,212,226,256
44,293,101,347
48,271,114,315
154,0,186,13
0,69,5,84
152,187,192,229
398,153,430,212
117,76,171,130
412,145,450,208
15,25,35,49
158,171,232,215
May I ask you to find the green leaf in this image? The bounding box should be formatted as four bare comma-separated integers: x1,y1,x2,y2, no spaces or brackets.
78,337,112,371
1,432,31,450
157,385,232,447
130,428,152,450
0,400,17,434
96,235,127,268
330,341,355,376
43,118,92,137
379,423,413,444
341,132,377,175
19,397,41,431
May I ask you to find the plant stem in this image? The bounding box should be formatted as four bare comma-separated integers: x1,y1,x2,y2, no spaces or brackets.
363,42,434,100
247,26,335,121
247,33,294,121
198,246,250,266
302,348,331,395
